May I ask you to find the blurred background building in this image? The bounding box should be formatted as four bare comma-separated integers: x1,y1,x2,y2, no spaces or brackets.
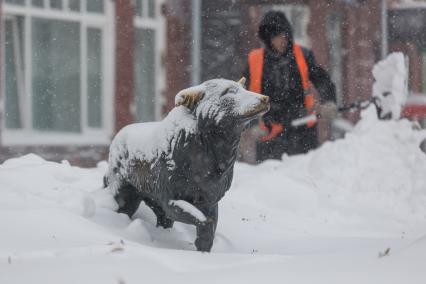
1,0,425,165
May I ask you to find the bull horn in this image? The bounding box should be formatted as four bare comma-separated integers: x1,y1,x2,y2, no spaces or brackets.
237,77,246,88
175,88,204,110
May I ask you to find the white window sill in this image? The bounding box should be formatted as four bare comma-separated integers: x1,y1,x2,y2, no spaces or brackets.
1,130,112,146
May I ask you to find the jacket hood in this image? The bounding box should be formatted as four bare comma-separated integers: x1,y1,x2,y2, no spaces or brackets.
258,11,294,47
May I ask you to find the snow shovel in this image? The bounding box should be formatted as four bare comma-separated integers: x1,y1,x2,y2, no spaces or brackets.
291,52,409,128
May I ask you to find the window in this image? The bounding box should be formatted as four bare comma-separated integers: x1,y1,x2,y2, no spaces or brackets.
133,0,165,122
5,0,25,5
2,1,114,145
32,18,81,132
134,28,156,122
134,0,156,19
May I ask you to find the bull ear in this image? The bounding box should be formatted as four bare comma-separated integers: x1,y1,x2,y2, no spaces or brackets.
175,88,204,110
237,77,246,88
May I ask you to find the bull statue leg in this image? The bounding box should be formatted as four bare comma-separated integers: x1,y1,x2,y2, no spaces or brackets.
162,201,218,252
115,185,174,229
143,198,174,229
194,204,218,252
114,184,142,218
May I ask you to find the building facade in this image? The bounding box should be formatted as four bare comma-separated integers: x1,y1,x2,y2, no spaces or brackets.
1,0,165,165
1,0,425,165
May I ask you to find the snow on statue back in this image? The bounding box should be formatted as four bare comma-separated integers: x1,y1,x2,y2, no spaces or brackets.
372,52,408,120
104,78,269,252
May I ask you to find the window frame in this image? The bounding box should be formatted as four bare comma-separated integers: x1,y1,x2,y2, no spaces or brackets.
1,0,115,146
133,0,165,122
3,14,26,129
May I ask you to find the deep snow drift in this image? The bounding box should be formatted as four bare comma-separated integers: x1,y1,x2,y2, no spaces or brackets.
1,108,426,284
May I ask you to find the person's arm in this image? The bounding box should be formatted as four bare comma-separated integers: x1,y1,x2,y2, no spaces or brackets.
304,49,338,120
304,49,336,103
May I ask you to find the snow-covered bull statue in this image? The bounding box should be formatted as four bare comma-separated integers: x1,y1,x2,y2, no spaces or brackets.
104,78,269,252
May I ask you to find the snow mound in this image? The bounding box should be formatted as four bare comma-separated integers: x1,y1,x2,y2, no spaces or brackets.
230,108,426,241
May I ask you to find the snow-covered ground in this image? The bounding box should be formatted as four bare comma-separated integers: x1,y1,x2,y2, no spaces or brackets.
1,107,426,284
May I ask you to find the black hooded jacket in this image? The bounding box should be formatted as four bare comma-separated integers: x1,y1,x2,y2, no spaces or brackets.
244,11,336,127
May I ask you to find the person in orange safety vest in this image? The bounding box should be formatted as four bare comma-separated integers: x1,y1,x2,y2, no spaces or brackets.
243,11,337,162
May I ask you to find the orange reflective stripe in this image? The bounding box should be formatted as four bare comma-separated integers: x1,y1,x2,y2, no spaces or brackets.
293,44,315,115
293,44,311,91
259,122,284,142
248,48,264,94
304,94,314,110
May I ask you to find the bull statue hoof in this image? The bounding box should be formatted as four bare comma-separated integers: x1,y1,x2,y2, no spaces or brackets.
195,236,214,252
195,217,217,252
104,78,270,252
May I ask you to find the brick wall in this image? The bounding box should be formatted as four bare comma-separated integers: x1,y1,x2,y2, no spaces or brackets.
115,0,135,133
309,0,382,123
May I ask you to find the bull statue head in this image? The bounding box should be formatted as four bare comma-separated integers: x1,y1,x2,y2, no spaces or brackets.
175,78,269,127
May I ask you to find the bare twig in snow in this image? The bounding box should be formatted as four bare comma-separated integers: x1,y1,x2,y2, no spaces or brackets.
378,247,391,258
